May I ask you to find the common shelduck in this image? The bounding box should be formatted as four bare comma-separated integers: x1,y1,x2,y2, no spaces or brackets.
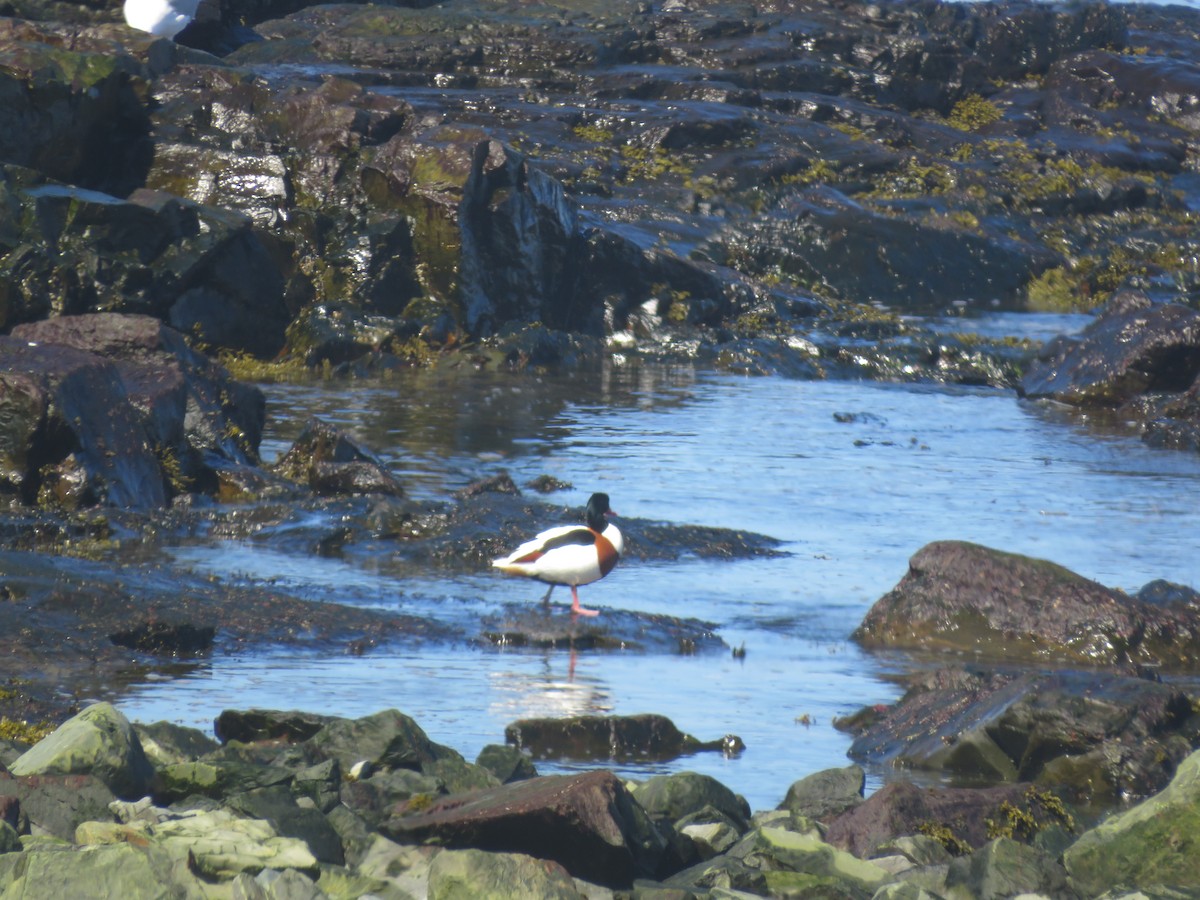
123,0,200,38
492,492,623,616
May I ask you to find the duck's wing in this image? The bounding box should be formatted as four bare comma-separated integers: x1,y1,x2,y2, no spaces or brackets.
493,524,595,565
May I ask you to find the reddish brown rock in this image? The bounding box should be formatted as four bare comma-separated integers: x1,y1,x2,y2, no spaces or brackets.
823,780,1033,858
854,540,1200,671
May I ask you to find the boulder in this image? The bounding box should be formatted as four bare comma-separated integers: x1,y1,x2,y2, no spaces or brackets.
305,708,463,774
152,760,295,805
945,836,1067,900
0,842,189,898
822,781,1032,859
474,744,537,784
854,540,1200,670
151,808,319,879
427,847,583,900
0,337,168,508
9,703,153,800
632,771,751,831
737,826,890,897
12,312,266,469
1064,747,1200,894
223,785,344,866
1020,291,1200,407
778,765,865,819
384,770,670,889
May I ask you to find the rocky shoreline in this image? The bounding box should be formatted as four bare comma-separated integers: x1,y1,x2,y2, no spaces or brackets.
3,0,1200,893
1,683,1199,898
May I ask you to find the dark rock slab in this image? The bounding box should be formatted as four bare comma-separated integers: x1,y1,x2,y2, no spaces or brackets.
383,769,672,889
838,666,1196,806
1019,292,1200,407
854,540,1200,670
504,714,742,764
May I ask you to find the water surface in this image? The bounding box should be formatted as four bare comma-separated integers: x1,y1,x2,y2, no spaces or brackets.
119,336,1200,812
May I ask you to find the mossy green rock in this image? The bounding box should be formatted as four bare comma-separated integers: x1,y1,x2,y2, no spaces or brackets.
749,827,888,890
427,847,581,900
9,702,153,800
1064,748,1200,894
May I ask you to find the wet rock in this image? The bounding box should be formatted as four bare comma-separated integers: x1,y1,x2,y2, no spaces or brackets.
13,312,266,468
1064,745,1200,894
1020,291,1200,407
384,769,671,889
109,621,215,656
505,714,740,764
705,185,1056,312
427,847,584,900
1,312,266,507
854,540,1200,670
0,40,151,198
9,703,153,800
0,337,168,508
778,764,866,820
272,417,405,497
839,665,1194,803
945,836,1067,900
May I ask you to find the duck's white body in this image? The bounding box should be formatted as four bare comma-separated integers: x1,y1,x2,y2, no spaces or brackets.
492,493,622,616
123,0,200,38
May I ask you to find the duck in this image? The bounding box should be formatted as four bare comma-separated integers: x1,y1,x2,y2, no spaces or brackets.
123,0,201,38
492,492,623,617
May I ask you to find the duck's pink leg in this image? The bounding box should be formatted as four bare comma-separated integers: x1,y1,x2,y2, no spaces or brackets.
570,585,599,617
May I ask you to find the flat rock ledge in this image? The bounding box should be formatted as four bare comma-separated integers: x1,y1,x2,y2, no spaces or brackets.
1,701,1200,897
